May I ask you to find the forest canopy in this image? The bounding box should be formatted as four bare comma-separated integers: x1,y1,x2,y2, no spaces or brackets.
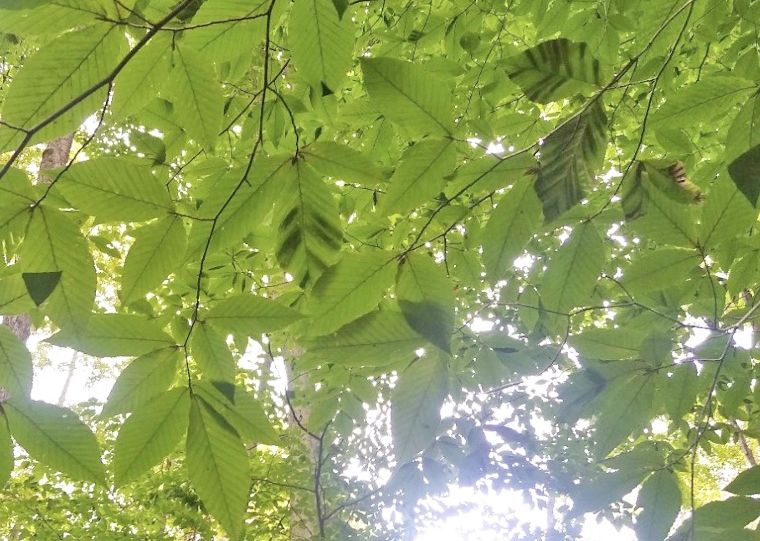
1,0,760,539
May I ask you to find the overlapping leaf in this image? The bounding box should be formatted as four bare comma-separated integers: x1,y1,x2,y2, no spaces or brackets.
290,0,355,91
534,101,607,221
306,251,397,336
361,58,453,137
0,25,124,151
121,216,187,305
113,387,190,486
57,158,174,222
504,39,605,103
186,396,250,539
275,161,343,287
49,313,175,357
391,354,448,464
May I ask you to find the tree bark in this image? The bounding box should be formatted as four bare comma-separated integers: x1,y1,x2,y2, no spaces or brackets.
3,134,74,343
281,345,322,540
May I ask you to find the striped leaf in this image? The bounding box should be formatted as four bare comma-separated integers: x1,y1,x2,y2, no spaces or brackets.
504,39,605,104
111,32,172,119
275,161,343,287
535,101,607,221
302,141,388,185
190,323,236,386
183,0,270,63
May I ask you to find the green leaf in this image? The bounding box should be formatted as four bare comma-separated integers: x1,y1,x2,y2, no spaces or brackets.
482,177,542,280
101,348,180,417
48,313,175,357
111,32,172,119
186,396,250,539
290,0,354,91
503,38,606,103
302,141,388,185
5,398,104,483
700,175,757,247
183,0,270,63
21,271,61,306
540,221,605,314
121,216,187,305
570,328,646,360
191,323,235,386
195,381,279,446
275,161,343,287
190,157,290,253
670,497,760,540
622,248,700,296
635,470,681,541
0,25,124,151
205,294,303,336
361,57,453,137
391,354,448,464
727,91,760,161
0,413,12,488
57,158,174,222
0,325,32,398
729,144,760,206
622,163,699,246
303,309,426,367
572,467,650,516
725,465,760,495
113,387,190,486
397,254,455,353
20,206,96,334
377,139,456,216
0,274,34,315
168,44,223,151
590,373,655,459
650,76,755,129
535,100,607,221
305,251,397,336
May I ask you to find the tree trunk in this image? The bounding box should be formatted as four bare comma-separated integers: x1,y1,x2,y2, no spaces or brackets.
281,345,322,540
3,134,74,343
